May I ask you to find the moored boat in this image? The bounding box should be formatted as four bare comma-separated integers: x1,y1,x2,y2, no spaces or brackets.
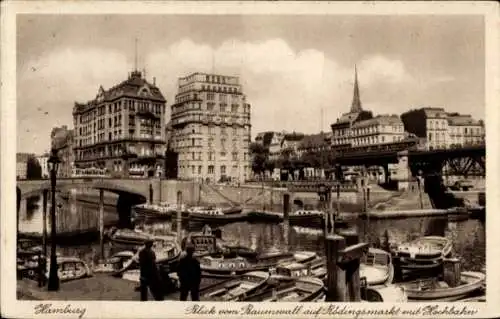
244,277,324,302
246,210,283,223
289,210,324,228
45,256,92,282
133,202,183,220
93,251,135,274
360,248,394,286
187,206,248,224
200,271,270,301
398,271,485,301
394,236,453,270
200,250,294,279
108,228,153,247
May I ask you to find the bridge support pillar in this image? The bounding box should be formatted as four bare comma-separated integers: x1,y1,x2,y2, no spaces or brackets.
382,164,390,184
395,151,411,191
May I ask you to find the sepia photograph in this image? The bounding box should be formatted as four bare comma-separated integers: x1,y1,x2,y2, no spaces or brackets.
2,1,499,318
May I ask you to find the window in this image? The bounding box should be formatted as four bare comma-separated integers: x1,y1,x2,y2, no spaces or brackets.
208,165,214,174
221,165,226,175
220,104,226,113
232,152,238,161
207,103,214,111
231,104,238,113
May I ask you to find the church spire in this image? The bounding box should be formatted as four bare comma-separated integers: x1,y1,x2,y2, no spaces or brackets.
350,65,362,113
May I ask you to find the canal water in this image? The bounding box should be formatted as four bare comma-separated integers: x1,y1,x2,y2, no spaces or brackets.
19,192,486,272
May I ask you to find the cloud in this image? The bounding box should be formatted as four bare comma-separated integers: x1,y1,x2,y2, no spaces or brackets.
18,38,416,154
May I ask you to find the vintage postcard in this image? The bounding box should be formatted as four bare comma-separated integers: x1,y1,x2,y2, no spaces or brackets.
1,1,499,318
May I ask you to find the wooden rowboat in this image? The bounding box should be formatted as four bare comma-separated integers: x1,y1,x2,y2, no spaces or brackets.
200,271,270,301
45,257,92,282
93,251,136,274
244,277,325,302
398,271,485,301
360,248,394,286
394,236,452,270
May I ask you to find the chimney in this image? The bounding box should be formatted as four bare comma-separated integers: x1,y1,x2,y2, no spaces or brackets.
153,77,156,86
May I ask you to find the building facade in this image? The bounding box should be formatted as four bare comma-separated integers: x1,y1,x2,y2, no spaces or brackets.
350,115,406,147
401,108,484,150
36,153,50,178
446,113,484,147
72,70,167,178
170,72,251,183
51,126,75,178
16,153,32,180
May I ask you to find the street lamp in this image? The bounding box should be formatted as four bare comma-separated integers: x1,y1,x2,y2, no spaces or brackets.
47,148,61,291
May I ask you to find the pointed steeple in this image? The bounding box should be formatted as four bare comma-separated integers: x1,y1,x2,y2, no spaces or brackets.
350,65,362,113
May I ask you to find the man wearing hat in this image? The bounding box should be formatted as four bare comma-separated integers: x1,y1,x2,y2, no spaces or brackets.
139,239,162,301
177,243,201,301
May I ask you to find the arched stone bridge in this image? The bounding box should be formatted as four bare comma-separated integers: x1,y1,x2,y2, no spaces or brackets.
17,178,200,203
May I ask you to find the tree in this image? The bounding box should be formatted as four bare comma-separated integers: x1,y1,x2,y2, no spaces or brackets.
26,156,42,179
249,142,269,179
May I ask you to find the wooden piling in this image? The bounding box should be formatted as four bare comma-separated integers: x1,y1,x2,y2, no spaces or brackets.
99,189,104,260
324,234,347,301
393,256,403,283
443,257,461,287
283,193,290,251
176,191,183,245
341,231,361,302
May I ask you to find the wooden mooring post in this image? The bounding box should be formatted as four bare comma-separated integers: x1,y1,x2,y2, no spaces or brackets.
324,230,369,302
283,193,290,251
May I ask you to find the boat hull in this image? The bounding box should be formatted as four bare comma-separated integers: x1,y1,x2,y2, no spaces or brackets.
200,271,270,301
246,211,283,223
402,271,485,301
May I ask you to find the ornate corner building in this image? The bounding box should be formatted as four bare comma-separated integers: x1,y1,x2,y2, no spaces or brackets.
72,70,167,178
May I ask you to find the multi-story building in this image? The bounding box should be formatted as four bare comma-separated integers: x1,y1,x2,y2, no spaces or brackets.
350,115,406,147
36,153,50,178
268,132,286,161
16,153,32,180
446,113,485,147
51,126,75,178
72,70,167,178
401,107,449,150
170,72,251,183
401,108,484,150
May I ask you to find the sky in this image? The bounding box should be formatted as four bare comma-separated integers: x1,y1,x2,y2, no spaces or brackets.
17,14,485,155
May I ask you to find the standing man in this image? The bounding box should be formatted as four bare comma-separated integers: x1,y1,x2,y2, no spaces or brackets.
138,239,163,301
177,244,201,301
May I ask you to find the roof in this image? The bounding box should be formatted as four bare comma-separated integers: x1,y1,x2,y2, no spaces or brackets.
335,112,362,124
283,132,305,141
75,71,165,112
422,107,446,118
351,115,403,128
447,114,482,126
299,132,329,149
